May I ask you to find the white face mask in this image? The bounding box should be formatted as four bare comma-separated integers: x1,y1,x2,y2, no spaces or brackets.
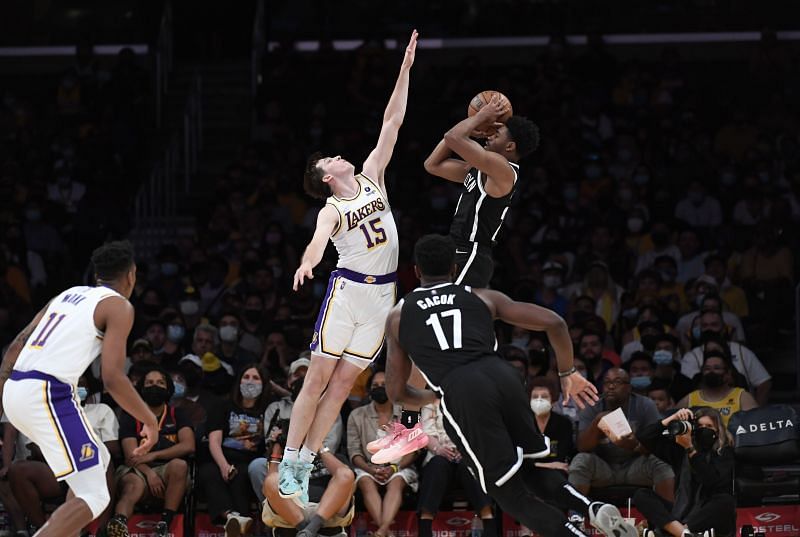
219,325,238,343
542,275,562,289
530,397,552,416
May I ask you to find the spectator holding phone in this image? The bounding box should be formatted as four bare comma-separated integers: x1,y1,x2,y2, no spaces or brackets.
200,364,271,536
634,407,735,537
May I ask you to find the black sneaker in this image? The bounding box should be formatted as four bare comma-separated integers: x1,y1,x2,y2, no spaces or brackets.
106,515,129,537
156,521,169,537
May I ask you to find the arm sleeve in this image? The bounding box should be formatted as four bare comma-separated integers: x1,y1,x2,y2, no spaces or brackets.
207,402,228,436
679,349,702,381
174,407,192,432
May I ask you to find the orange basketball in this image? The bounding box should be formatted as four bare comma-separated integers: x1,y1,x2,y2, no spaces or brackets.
467,90,513,122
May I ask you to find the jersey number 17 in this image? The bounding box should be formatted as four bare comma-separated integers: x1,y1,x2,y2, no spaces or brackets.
425,309,462,351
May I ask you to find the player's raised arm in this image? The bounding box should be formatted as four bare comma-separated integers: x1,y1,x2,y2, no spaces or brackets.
443,95,515,189
96,297,158,453
362,30,418,191
384,305,438,408
423,139,471,183
293,204,340,291
474,288,599,409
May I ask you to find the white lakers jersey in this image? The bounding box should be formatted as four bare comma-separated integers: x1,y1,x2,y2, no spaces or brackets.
327,173,398,275
15,286,124,385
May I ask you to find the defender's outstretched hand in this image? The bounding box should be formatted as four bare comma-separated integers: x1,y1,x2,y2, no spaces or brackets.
560,371,599,409
402,30,418,70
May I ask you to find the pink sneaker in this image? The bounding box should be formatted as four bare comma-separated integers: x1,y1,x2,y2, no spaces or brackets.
367,422,406,454
370,423,429,464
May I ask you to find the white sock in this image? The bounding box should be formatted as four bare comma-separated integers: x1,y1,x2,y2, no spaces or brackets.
283,447,300,462
299,445,317,463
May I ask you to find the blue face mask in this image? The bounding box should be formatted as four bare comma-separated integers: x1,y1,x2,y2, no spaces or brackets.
630,376,652,389
167,324,185,343
653,350,674,366
691,326,702,341
173,381,186,398
77,387,89,402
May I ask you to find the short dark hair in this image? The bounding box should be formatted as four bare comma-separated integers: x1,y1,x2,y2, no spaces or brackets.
529,376,558,401
505,116,540,159
303,151,331,200
414,234,455,277
625,351,655,371
91,240,135,281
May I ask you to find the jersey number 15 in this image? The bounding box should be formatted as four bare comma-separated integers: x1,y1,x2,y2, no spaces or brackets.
359,217,387,249
425,309,462,351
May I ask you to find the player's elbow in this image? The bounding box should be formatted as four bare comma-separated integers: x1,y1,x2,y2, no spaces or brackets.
543,311,568,333
423,156,437,174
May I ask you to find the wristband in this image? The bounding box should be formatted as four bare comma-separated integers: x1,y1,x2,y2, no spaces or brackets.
558,366,577,378
390,463,400,473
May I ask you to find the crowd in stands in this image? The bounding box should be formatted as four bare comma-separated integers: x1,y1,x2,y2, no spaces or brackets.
0,29,798,537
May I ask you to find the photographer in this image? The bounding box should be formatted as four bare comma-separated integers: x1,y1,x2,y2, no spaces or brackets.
633,407,735,537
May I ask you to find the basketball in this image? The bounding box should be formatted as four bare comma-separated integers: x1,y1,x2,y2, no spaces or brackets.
467,90,513,123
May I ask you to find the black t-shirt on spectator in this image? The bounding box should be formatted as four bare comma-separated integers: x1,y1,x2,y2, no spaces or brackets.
209,400,264,463
533,411,576,463
119,405,191,455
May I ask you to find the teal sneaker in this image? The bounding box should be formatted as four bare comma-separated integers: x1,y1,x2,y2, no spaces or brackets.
294,461,315,506
278,459,302,499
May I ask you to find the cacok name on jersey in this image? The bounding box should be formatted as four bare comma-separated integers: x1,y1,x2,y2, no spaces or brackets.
345,199,386,230
416,294,456,310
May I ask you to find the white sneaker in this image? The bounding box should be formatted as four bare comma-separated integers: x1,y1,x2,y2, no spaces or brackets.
225,512,253,537
587,502,637,537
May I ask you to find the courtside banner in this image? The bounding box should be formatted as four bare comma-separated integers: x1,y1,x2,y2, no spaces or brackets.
350,510,475,537
736,505,800,536
88,514,184,537
194,512,225,537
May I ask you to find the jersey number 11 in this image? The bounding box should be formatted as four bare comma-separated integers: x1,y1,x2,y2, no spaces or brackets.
425,309,462,350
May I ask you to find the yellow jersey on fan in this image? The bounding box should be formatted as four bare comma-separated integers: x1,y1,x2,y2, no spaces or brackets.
327,173,398,276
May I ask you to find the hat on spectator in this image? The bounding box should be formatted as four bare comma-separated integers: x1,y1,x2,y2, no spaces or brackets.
289,357,311,376
542,260,565,273
695,274,719,289
131,338,152,352
178,354,202,368
589,260,609,272
201,352,233,375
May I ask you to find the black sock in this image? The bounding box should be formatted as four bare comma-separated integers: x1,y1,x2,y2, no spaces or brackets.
162,510,176,527
482,518,497,537
303,514,325,534
418,518,433,537
401,410,420,429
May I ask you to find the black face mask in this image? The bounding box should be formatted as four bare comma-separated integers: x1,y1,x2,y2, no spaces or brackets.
694,427,718,451
703,372,725,388
701,329,724,343
142,385,170,406
244,309,262,324
370,386,389,404
290,378,304,401
141,303,161,317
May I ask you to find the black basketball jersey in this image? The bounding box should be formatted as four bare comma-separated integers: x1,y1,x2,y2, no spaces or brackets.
398,283,497,390
449,163,520,249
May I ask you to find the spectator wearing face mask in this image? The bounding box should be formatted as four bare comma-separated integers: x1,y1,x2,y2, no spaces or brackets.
247,357,342,503
160,313,188,369
567,261,624,331
679,310,770,405
650,334,694,403
634,407,735,537
107,367,194,537
153,245,185,305
347,369,418,537
676,353,757,428
238,293,267,358
654,255,687,314
529,377,575,470
534,261,568,317
675,228,707,284
218,312,257,367
674,181,722,230
179,287,204,335
624,352,656,395
200,364,272,535
174,354,222,463
624,207,651,257
620,307,669,361
675,281,745,350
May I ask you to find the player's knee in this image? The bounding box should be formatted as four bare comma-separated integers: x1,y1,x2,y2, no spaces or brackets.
78,484,111,518
334,465,355,484
166,458,189,477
